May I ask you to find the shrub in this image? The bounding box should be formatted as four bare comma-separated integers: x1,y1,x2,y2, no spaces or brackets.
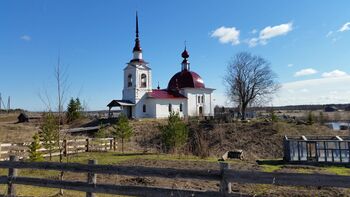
28,133,44,162
113,114,133,153
161,111,188,153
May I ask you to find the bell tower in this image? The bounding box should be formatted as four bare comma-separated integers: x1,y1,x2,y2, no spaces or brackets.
122,12,152,104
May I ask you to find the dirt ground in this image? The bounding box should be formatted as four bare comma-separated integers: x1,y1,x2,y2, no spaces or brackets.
51,156,350,197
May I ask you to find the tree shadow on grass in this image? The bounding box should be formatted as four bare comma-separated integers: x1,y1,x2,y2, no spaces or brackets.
113,152,158,157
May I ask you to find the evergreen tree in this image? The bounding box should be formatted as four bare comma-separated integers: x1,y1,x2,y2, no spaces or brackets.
39,113,59,160
95,123,109,138
66,97,83,122
161,111,188,153
307,111,314,125
28,133,44,162
270,110,279,122
113,114,133,154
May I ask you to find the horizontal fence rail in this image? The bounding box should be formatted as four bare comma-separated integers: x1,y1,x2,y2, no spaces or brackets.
1,156,350,196
0,138,117,161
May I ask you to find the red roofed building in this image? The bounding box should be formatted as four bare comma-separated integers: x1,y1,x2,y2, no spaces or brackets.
107,13,214,119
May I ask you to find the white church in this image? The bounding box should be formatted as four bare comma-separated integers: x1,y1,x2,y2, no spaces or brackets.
107,14,215,119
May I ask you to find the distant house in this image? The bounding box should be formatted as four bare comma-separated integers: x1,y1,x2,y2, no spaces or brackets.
324,106,338,112
17,112,42,123
17,113,29,123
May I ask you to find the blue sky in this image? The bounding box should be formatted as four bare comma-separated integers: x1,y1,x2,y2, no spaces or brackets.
1,0,350,111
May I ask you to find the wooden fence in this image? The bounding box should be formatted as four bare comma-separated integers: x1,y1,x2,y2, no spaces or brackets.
0,138,117,161
1,156,350,197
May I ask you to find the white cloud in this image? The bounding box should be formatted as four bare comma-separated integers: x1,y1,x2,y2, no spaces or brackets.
338,22,350,32
20,35,31,41
273,76,350,106
259,22,293,40
294,68,318,77
211,26,240,45
251,29,257,34
287,64,294,67
326,31,333,37
248,22,293,47
322,69,348,78
248,38,259,47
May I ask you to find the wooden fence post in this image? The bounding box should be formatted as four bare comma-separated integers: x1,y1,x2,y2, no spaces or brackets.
109,139,113,150
113,137,117,151
86,138,90,152
219,162,231,196
63,139,67,157
7,155,18,197
86,159,97,197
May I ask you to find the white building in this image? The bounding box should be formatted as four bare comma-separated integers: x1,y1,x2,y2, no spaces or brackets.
108,14,215,119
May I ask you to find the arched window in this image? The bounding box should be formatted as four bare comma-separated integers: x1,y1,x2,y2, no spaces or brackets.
179,103,183,112
127,74,133,87
199,106,203,115
140,74,147,88
143,104,146,113
168,104,172,112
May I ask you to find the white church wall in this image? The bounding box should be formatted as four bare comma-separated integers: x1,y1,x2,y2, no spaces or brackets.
153,99,186,118
182,88,214,117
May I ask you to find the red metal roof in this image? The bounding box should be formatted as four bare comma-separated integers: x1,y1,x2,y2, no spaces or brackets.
167,70,205,90
148,89,187,99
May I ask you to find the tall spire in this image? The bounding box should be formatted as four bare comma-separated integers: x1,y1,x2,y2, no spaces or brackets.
133,12,142,52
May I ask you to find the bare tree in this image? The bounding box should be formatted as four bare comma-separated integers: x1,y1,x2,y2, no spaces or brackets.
225,52,280,120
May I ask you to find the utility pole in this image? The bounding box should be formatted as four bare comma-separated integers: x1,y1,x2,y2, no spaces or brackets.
0,93,2,112
7,96,10,113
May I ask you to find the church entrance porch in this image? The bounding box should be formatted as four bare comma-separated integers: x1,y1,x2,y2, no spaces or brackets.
107,100,135,119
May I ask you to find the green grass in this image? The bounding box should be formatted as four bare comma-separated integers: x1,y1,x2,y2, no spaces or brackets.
324,166,350,176
51,151,221,164
0,152,222,196
260,164,282,172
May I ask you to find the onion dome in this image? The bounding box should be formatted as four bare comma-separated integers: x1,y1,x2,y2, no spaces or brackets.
167,70,205,90
168,47,205,89
181,49,189,59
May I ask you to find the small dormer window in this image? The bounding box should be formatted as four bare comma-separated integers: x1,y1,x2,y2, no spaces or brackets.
141,74,147,88
128,74,133,87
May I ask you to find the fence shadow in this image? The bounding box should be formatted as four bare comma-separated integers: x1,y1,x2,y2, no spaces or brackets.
113,152,158,157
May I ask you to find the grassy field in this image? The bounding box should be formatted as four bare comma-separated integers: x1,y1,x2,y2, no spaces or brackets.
0,152,349,196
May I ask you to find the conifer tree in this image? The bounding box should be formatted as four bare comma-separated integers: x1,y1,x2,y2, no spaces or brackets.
161,111,188,153
39,113,59,160
66,97,83,122
113,114,133,154
28,133,44,162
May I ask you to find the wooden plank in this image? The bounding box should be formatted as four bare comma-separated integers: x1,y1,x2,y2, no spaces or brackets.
0,161,221,181
7,155,18,197
10,176,220,197
220,163,231,196
226,169,350,188
86,160,97,197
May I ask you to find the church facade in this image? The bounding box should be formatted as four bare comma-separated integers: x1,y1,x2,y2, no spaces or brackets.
107,15,214,119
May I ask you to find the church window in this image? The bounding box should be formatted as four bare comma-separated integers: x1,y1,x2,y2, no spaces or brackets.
201,95,204,103
127,74,133,87
168,104,172,112
199,106,203,115
143,104,146,113
180,103,183,112
140,74,147,88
